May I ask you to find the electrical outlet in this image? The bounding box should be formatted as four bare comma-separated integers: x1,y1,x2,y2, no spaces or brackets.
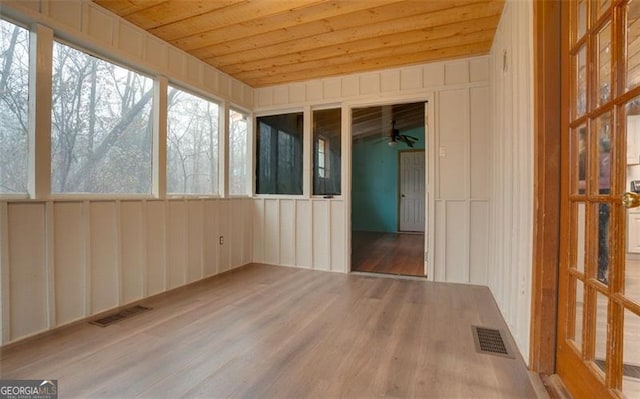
219,236,224,245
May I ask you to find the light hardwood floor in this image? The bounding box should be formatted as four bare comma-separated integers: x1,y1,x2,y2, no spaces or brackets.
352,231,425,277
0,264,537,398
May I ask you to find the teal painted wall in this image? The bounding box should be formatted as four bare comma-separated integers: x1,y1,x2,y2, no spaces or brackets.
351,127,425,232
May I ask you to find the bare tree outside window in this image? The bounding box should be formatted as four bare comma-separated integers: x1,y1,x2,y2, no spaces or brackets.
0,19,29,194
167,86,219,194
229,109,249,195
51,41,153,194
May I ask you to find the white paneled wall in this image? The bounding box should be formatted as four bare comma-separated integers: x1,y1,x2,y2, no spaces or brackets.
488,0,534,363
0,199,252,344
254,57,491,284
0,0,253,109
252,199,346,273
255,57,489,110
433,86,491,284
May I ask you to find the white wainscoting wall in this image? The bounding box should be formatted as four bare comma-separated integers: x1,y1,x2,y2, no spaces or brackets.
253,56,491,285
252,199,346,273
488,0,534,363
0,198,253,344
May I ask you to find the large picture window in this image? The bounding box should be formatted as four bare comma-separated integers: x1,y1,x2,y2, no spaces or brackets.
313,108,341,195
256,112,303,195
167,86,219,194
229,109,249,195
51,41,153,194
0,19,29,194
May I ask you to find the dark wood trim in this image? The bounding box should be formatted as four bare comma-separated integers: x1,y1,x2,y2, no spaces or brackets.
530,0,562,375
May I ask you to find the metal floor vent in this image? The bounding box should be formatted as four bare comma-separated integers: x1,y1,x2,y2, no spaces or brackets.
472,326,514,358
90,305,151,327
595,359,640,379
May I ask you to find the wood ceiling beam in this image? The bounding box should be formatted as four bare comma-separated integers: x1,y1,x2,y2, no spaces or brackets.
217,15,500,74
245,41,492,87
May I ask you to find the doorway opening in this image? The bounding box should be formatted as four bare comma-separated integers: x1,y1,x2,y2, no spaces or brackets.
350,102,426,277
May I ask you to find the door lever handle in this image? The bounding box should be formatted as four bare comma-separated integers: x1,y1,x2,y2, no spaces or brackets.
622,192,640,208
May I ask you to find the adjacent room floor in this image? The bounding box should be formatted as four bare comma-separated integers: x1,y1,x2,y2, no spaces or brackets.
0,264,539,398
352,230,425,277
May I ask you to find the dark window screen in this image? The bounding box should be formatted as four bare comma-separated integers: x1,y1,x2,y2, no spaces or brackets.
256,113,303,194
313,108,341,195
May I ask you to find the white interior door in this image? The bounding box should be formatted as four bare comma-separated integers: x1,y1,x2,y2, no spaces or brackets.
399,151,425,232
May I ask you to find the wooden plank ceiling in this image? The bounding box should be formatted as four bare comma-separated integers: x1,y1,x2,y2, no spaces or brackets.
94,0,505,88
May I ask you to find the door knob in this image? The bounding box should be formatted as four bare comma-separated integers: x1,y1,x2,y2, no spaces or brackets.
622,192,640,208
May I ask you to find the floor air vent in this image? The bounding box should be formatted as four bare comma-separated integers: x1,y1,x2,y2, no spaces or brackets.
595,359,640,378
472,326,514,358
90,305,151,327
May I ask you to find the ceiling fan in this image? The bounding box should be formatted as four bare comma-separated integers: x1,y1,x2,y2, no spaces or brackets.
386,120,419,148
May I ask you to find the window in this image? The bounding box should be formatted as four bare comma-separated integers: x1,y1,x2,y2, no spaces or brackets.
313,108,341,195
229,109,249,195
317,138,327,178
166,86,219,194
51,42,153,194
0,19,29,194
256,112,303,195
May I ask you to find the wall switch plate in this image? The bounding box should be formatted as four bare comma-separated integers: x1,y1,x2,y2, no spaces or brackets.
219,236,224,245
439,147,447,157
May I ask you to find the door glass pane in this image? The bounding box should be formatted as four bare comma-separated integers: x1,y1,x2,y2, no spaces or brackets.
577,46,588,116
623,309,640,398
626,97,640,304
597,23,612,105
627,1,640,91
574,124,588,195
576,203,586,273
577,0,587,41
597,112,612,195
598,203,611,285
573,278,585,351
627,247,640,305
597,0,610,19
594,292,609,377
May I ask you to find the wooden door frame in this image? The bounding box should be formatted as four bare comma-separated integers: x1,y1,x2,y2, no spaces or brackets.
530,0,561,375
397,149,426,233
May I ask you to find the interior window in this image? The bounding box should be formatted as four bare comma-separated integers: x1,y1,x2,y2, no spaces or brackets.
256,112,303,195
313,108,341,195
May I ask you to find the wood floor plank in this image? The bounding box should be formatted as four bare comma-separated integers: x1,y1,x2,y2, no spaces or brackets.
0,264,538,398
352,231,425,276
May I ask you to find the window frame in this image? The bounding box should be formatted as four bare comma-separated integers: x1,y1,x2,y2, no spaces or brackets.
311,106,342,197
49,37,156,198
165,82,222,198
254,108,305,198
0,16,31,199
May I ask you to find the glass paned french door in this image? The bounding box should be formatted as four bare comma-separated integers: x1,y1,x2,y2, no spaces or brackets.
559,1,640,398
